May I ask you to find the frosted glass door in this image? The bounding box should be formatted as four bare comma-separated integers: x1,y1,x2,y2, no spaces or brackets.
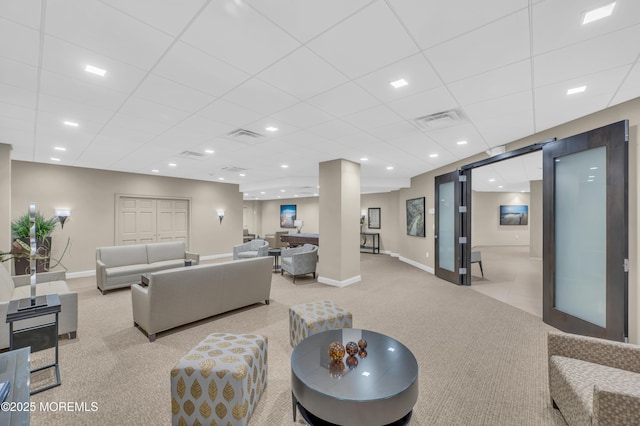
438,181,455,272
554,147,606,327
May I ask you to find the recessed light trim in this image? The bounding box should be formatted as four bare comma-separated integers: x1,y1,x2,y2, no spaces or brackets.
582,2,615,25
390,78,408,89
567,86,586,95
205,149,214,154
457,140,467,145
64,121,79,127
360,157,368,162
152,169,159,173
54,146,66,151
85,64,107,77
429,153,438,158
51,157,61,162
281,164,289,168
218,177,224,180
239,173,246,177
386,166,394,170
168,163,177,167
265,126,278,132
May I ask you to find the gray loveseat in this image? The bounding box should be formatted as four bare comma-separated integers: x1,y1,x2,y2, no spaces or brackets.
131,256,272,342
96,241,199,294
548,331,640,425
0,267,78,349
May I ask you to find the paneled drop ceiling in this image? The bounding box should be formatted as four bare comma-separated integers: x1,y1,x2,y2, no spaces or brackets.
1,0,639,199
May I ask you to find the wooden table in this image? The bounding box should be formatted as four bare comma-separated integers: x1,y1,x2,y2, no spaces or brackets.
280,233,319,247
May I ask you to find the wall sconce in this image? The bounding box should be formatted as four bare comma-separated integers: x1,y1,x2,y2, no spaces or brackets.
360,210,366,225
217,210,225,224
55,208,71,229
294,219,304,233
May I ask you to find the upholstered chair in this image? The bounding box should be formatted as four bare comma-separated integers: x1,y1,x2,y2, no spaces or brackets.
281,244,318,283
233,239,269,260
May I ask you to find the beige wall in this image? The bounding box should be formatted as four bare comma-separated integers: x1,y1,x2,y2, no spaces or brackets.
360,191,399,254
258,197,319,236
0,144,11,273
11,161,243,273
398,97,640,342
529,180,543,259
471,191,531,247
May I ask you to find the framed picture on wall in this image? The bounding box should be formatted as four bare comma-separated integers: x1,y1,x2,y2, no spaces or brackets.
368,207,381,229
499,205,528,225
406,197,425,237
280,204,297,228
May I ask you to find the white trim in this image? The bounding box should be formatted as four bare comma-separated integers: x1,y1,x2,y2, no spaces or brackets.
399,256,434,274
389,252,400,258
67,270,95,279
317,275,361,288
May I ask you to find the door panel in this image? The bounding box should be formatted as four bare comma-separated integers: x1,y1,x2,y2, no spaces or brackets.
117,197,190,246
543,120,628,341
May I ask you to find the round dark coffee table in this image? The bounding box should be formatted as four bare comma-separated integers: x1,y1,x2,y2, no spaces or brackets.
291,329,418,425
268,248,281,272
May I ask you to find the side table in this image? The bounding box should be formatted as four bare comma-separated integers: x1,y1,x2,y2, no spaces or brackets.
6,294,61,395
268,248,282,272
0,347,30,426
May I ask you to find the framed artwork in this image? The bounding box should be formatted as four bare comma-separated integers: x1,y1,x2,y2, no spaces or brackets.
280,204,297,228
406,197,425,237
499,205,528,225
368,207,381,229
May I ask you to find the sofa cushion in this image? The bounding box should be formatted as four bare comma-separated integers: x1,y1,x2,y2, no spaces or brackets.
146,242,185,264
149,259,186,271
0,266,15,302
105,263,155,278
549,355,640,425
99,245,148,268
237,251,259,259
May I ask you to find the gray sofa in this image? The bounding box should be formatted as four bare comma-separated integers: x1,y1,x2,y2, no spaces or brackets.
0,267,78,349
548,331,640,425
131,256,272,342
96,241,199,294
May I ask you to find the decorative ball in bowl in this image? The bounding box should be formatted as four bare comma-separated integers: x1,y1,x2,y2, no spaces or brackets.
328,341,346,362
345,341,358,356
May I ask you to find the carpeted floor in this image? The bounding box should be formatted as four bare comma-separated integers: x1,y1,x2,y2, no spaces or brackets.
28,254,566,425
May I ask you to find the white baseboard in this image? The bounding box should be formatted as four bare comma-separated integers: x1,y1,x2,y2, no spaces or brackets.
67,270,95,279
399,256,434,274
317,275,362,288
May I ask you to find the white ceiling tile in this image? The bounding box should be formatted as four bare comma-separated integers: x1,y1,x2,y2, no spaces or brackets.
307,1,419,79
42,36,147,94
247,0,373,42
464,91,534,146
197,99,265,128
426,123,491,155
308,119,361,140
0,1,42,29
181,1,300,75
135,74,215,112
532,1,640,55
46,0,173,69
0,57,38,92
39,70,129,111
118,96,191,127
241,117,300,139
425,9,530,83
307,82,380,117
355,53,443,103
387,86,458,120
257,47,348,99
342,105,403,131
221,78,299,116
388,0,528,50
534,25,640,87
0,83,37,109
37,93,115,124
153,42,250,97
101,0,207,36
370,120,425,142
448,60,532,107
271,102,335,128
612,63,640,105
0,17,39,66
104,113,172,139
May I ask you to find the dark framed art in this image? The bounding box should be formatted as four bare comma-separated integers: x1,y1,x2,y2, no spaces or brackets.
368,207,381,229
280,204,297,228
499,205,528,225
406,197,425,237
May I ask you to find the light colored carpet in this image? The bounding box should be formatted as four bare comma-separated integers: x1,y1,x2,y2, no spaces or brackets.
28,254,566,425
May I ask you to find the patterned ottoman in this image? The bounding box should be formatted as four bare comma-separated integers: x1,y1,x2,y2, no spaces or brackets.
170,333,268,426
289,300,353,347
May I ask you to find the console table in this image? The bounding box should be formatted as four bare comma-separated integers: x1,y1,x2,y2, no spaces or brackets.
0,348,30,425
360,232,380,254
6,294,61,395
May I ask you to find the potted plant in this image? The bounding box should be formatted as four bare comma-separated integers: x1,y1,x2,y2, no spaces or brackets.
10,211,58,275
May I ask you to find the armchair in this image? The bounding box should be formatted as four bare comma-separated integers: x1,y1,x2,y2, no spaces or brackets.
233,239,268,260
281,244,318,283
547,331,640,425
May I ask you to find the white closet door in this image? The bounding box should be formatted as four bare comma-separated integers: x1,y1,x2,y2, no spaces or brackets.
117,197,189,245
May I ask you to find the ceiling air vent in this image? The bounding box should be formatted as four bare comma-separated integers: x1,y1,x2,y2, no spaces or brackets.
227,128,264,145
179,150,206,159
221,166,246,173
414,109,465,130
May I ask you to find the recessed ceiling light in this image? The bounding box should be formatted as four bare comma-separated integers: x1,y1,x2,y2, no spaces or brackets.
386,166,394,170
582,2,615,25
390,78,408,89
205,149,214,154
239,173,246,177
280,189,286,192
313,193,318,196
168,163,177,167
152,169,159,173
567,86,586,95
64,121,78,127
457,140,467,145
360,157,368,161
498,185,504,188
85,64,106,77
260,191,266,195
265,126,278,132
54,146,66,151
244,193,249,196
429,153,438,158
218,177,224,180
294,195,299,197
489,178,495,182
50,157,61,162
281,164,289,168
590,166,599,170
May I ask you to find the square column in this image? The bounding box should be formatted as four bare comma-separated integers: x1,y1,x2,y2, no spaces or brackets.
318,159,361,287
